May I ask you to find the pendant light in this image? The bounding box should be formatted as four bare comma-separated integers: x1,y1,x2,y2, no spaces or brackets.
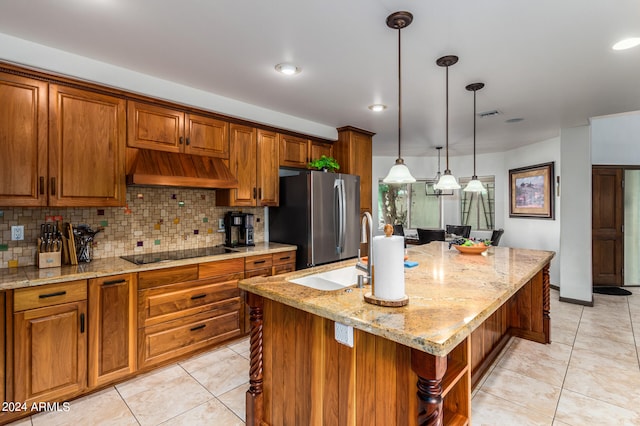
463,82,487,193
383,11,416,184
435,55,460,190
431,146,444,194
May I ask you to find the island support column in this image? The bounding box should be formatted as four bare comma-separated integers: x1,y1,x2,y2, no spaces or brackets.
411,349,447,426
246,293,264,426
543,263,551,343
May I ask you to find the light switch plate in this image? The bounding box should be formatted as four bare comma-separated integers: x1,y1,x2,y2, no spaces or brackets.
11,225,24,241
334,322,354,347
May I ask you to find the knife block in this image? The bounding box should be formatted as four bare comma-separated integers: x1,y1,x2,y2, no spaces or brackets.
38,252,61,269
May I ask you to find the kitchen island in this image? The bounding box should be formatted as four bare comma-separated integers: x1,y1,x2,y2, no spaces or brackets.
239,242,554,426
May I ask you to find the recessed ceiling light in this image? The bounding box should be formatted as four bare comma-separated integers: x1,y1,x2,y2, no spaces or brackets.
368,104,387,112
275,63,301,76
612,38,640,50
505,118,524,123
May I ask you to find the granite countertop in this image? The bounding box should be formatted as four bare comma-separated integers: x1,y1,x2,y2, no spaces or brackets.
239,242,555,357
0,242,296,291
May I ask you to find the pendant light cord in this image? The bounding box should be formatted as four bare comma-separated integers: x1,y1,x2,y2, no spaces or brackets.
473,88,477,177
445,65,449,172
397,26,402,160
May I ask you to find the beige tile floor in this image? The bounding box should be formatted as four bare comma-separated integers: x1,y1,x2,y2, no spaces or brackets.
9,289,640,425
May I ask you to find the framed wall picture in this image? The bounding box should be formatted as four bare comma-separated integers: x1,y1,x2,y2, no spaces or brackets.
509,162,555,219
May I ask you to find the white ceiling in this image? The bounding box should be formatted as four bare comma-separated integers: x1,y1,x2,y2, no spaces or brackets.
1,0,639,157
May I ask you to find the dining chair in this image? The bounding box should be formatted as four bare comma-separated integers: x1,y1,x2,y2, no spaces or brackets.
417,228,446,245
446,225,471,238
490,228,504,246
392,224,404,236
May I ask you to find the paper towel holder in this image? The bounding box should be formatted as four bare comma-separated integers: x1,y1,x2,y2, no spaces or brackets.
363,224,409,307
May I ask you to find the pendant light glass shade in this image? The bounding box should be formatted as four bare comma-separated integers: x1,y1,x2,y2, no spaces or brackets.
463,82,486,193
384,11,416,184
463,178,487,193
436,55,459,190
436,171,461,190
383,159,416,183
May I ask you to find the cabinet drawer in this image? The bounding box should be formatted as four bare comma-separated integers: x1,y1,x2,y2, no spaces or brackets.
272,251,296,266
245,267,271,279
199,258,244,279
272,263,295,276
138,265,198,290
14,280,87,312
139,299,242,368
139,273,242,327
245,254,272,271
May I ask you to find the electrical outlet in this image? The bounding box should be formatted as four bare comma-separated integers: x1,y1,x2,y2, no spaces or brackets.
218,219,225,229
11,225,24,241
334,322,354,347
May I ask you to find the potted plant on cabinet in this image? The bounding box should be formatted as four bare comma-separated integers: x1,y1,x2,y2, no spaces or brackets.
308,155,340,172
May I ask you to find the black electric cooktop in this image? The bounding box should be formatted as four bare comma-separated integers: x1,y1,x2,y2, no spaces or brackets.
120,246,239,265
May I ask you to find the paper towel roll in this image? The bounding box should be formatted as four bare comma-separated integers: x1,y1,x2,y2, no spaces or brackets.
372,235,405,300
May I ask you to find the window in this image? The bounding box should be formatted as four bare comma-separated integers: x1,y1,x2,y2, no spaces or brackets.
378,179,441,230
459,176,495,231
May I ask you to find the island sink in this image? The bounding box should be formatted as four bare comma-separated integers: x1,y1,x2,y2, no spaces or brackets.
288,266,366,291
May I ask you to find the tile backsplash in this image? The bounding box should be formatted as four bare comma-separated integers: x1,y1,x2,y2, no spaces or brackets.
0,187,264,269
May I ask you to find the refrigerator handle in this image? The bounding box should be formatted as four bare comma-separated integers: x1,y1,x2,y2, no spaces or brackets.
338,179,346,253
334,180,341,253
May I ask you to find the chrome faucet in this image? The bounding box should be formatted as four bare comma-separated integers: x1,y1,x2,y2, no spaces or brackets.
356,212,373,287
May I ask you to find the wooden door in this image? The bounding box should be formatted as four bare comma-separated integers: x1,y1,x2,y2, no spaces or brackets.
14,301,87,404
228,124,257,206
592,167,623,286
127,100,184,153
49,85,126,206
185,113,229,158
309,141,333,163
279,134,308,168
88,274,137,388
257,129,279,206
335,127,374,215
0,72,48,206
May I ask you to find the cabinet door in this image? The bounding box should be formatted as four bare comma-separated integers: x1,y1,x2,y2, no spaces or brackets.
14,301,87,404
257,129,279,206
309,141,333,163
127,100,184,153
228,124,257,206
0,73,48,206
279,134,308,168
88,274,137,388
49,85,126,206
185,113,229,158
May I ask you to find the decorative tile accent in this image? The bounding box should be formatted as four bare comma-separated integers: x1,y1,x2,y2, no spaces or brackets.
154,239,161,245
178,201,185,207
0,187,264,268
202,217,208,223
154,223,161,230
0,244,7,251
136,241,143,247
97,209,105,216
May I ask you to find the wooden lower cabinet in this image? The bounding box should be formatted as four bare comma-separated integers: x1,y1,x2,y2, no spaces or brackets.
13,281,88,405
88,274,137,388
137,259,245,369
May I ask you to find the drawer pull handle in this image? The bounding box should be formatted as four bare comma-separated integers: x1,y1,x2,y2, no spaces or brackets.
186,137,190,146
179,136,184,145
39,291,66,299
279,256,291,260
253,260,266,265
190,324,206,332
80,313,85,333
103,279,126,286
190,294,206,300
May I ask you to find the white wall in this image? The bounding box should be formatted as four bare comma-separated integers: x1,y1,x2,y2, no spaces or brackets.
0,33,337,141
560,126,592,303
591,111,640,164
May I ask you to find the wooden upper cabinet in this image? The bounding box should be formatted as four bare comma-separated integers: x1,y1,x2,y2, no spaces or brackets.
279,134,334,169
256,129,279,206
279,134,309,168
334,126,374,214
127,101,183,153
127,100,229,158
49,85,126,207
0,72,48,206
185,114,229,158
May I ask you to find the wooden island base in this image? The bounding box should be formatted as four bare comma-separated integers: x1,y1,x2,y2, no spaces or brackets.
245,264,550,426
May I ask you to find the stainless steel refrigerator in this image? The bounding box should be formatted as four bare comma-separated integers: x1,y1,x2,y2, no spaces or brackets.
270,169,360,270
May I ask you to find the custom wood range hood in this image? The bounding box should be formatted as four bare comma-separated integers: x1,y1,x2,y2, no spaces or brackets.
126,149,238,189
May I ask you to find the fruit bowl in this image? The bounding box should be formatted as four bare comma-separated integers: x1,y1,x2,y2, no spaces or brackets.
452,244,489,255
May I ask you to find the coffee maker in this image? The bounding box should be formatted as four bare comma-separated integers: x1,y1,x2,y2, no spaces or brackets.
224,211,254,247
